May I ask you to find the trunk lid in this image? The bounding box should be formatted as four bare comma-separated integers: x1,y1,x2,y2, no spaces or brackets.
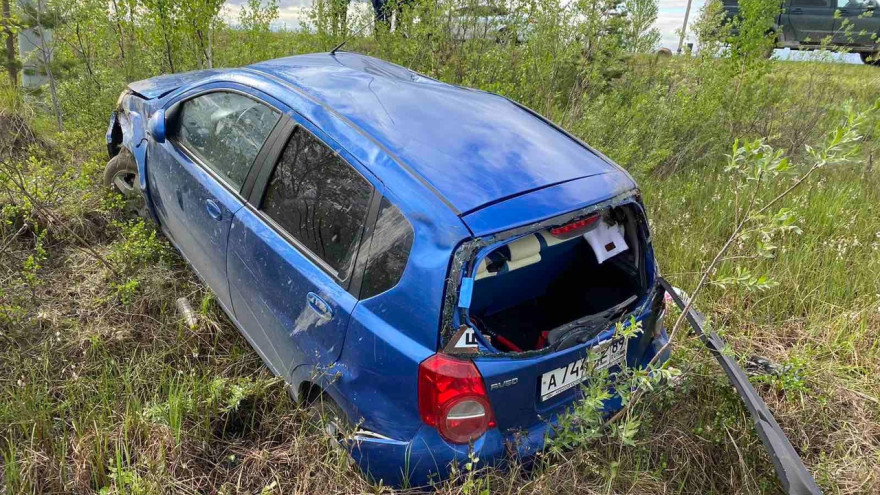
460,171,636,236
448,192,659,431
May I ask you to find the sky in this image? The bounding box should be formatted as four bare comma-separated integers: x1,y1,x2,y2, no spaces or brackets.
221,0,860,61
222,0,706,49
655,0,705,49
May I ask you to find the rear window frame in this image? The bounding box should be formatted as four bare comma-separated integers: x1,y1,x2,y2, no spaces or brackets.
439,191,651,357
358,196,416,300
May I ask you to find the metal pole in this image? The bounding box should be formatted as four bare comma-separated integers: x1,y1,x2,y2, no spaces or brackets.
676,0,694,54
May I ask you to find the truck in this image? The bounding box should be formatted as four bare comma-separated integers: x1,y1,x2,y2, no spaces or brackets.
723,0,880,64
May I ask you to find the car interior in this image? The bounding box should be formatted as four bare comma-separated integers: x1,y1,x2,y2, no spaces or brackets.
467,205,648,352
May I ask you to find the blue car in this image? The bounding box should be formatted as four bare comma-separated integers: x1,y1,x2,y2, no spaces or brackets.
104,52,670,486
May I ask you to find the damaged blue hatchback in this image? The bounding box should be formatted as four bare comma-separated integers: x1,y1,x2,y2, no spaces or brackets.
105,52,670,486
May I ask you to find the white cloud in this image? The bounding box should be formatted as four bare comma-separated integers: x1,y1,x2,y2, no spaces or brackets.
656,0,706,49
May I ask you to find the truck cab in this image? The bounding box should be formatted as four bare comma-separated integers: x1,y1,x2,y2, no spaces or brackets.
722,0,880,64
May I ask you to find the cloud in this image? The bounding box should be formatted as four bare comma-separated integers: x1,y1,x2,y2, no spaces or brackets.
656,0,706,49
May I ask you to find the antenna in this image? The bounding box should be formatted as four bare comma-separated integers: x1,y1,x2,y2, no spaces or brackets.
330,39,347,56
329,18,374,56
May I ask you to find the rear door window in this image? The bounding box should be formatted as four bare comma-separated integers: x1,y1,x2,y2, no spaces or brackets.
361,198,414,298
259,126,374,279
176,91,280,190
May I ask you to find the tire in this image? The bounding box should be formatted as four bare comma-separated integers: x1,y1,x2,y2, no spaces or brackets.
306,392,350,439
306,392,357,468
860,52,880,66
103,150,146,218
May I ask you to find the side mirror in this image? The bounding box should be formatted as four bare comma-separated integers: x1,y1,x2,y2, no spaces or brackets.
148,109,167,143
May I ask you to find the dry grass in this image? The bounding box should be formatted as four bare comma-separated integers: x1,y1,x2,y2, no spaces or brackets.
0,63,879,494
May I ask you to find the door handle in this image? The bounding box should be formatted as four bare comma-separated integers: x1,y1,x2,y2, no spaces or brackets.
790,7,802,13
307,292,334,319
205,199,222,220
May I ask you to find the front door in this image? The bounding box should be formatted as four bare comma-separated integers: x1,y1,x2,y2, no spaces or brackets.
227,120,377,380
834,0,880,45
149,89,280,309
785,0,836,43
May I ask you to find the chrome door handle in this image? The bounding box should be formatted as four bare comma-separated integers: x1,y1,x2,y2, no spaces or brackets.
205,199,222,220
307,292,333,319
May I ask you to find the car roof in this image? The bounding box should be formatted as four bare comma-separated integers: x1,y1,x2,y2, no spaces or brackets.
129,69,226,100
247,53,630,216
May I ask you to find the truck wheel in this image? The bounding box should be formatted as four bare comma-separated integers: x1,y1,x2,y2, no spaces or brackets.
860,52,880,66
103,150,146,218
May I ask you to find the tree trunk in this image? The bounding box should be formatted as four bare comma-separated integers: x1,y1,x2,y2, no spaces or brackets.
74,22,100,91
33,4,62,131
162,30,175,72
41,36,62,130
2,0,17,86
110,0,126,63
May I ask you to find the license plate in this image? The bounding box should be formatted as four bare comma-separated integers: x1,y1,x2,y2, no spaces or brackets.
539,337,627,401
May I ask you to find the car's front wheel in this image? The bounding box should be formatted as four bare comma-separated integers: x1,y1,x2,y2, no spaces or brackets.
103,150,146,217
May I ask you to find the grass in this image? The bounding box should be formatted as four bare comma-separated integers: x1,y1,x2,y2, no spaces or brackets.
1,15,880,493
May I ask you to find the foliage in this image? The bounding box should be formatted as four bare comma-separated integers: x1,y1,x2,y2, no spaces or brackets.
0,0,879,493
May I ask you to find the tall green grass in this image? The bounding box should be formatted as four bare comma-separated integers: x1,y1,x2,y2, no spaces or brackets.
1,0,879,492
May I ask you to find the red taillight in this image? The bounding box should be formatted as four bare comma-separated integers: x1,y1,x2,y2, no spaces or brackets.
418,354,496,444
550,214,599,237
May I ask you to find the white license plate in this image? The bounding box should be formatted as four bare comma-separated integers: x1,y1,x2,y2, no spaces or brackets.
539,337,627,401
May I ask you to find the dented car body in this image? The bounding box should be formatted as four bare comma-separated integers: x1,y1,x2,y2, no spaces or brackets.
106,53,818,491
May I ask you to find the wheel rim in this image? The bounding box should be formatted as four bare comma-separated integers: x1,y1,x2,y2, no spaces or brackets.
111,169,146,217
112,170,138,198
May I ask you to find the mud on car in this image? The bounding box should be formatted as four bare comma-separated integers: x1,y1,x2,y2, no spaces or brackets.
105,53,820,492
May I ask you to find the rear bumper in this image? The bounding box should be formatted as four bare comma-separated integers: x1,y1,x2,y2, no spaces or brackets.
350,415,557,486
347,327,670,486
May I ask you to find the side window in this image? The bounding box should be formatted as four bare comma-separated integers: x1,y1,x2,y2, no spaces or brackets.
260,127,373,278
792,0,831,6
361,198,414,299
176,91,280,190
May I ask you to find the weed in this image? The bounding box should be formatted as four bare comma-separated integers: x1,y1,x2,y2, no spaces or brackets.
0,0,878,492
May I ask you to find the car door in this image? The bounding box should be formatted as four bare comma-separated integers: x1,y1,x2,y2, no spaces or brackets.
834,0,880,45
227,118,379,381
146,87,281,310
785,0,836,43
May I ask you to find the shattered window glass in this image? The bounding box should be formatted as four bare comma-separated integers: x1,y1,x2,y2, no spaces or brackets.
361,198,414,298
260,127,373,278
177,91,280,190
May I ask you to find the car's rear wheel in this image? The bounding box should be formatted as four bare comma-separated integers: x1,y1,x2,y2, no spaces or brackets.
860,52,880,66
306,392,349,439
305,392,357,467
103,150,146,217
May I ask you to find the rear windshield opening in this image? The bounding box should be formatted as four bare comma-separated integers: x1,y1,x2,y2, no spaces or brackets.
466,205,648,353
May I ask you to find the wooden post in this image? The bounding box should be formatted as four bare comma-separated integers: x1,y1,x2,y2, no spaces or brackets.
676,0,694,54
